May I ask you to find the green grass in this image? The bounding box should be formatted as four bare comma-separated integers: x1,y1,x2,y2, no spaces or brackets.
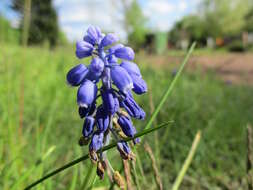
0,43,252,189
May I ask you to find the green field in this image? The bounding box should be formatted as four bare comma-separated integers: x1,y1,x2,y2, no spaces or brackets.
1,44,252,189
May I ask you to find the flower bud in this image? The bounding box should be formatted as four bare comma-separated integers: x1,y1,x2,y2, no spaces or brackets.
120,61,141,77
114,47,134,60
88,57,104,80
101,67,111,89
111,66,133,93
66,64,88,86
78,102,96,118
87,26,102,43
82,116,95,137
131,74,148,94
118,115,136,137
120,92,145,120
77,80,97,108
90,58,104,73
83,35,95,45
108,55,118,64
96,106,110,132
75,40,94,59
89,131,104,152
117,141,131,160
109,44,124,54
100,33,118,48
101,89,119,115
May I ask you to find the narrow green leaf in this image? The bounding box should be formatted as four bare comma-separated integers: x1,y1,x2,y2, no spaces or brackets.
69,165,78,190
80,163,95,190
172,131,201,190
11,146,55,189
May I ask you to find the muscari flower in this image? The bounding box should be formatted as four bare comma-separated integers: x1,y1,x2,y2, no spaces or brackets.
66,25,147,176
111,65,133,94
77,79,97,108
66,64,88,86
101,89,119,115
119,91,145,120
120,61,147,94
82,116,95,137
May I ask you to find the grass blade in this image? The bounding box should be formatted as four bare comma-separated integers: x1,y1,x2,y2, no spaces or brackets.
24,121,173,190
172,130,201,190
80,163,94,190
143,42,196,131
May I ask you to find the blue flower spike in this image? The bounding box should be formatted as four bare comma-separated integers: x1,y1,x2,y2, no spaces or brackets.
66,25,147,176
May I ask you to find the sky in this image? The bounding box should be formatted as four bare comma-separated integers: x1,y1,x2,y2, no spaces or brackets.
0,0,201,41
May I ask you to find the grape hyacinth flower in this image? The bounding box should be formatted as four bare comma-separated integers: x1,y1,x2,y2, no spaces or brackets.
66,26,147,179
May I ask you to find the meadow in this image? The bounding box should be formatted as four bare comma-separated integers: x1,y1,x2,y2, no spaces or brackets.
1,43,253,189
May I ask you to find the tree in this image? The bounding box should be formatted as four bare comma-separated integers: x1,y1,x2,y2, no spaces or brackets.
201,0,250,37
11,0,59,47
245,7,253,32
169,15,206,47
123,0,147,50
0,15,19,44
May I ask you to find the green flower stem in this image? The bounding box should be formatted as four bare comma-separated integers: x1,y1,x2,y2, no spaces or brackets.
24,121,173,190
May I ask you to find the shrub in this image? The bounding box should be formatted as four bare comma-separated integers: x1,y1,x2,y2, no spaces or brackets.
227,40,245,52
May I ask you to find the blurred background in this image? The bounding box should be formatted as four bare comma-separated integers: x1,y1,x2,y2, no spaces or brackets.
0,0,253,189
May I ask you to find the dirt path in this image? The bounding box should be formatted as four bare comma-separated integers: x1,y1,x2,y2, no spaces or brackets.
140,53,253,85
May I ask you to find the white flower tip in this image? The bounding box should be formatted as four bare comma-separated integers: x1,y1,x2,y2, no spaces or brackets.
78,102,88,108
123,83,133,94
66,80,74,87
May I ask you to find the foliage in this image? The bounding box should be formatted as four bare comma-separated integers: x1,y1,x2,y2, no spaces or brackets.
245,7,253,32
11,0,59,47
227,40,246,52
169,0,252,47
201,0,250,37
57,31,69,46
124,0,147,50
169,15,206,47
0,16,19,44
